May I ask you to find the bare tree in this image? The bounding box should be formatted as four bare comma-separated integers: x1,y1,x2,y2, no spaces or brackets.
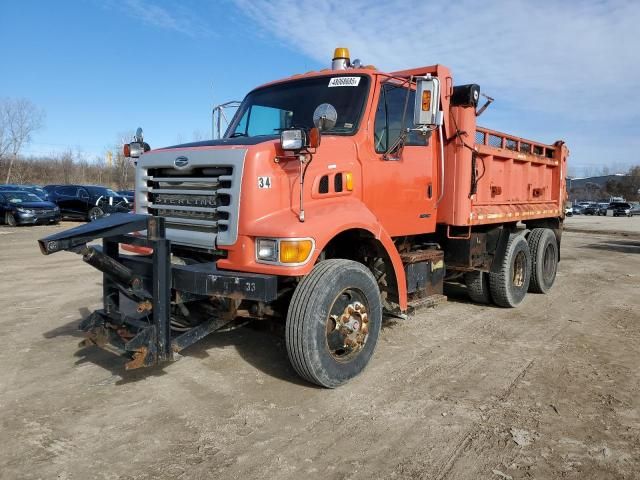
1,98,45,183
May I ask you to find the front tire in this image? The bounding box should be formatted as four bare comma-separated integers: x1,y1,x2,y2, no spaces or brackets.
88,207,104,221
489,234,531,308
5,212,17,227
527,228,558,294
286,259,382,388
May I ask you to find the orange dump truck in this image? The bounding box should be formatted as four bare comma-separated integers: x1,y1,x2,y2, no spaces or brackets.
39,48,568,387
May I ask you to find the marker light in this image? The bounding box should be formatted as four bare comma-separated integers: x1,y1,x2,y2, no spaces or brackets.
279,240,313,264
345,172,353,191
333,47,350,60
421,90,432,111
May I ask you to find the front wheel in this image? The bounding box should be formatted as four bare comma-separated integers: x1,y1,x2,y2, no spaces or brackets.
88,207,104,221
286,259,382,388
5,212,17,227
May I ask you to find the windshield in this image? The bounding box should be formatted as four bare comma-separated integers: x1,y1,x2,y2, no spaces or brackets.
87,186,118,196
6,192,42,203
227,75,370,138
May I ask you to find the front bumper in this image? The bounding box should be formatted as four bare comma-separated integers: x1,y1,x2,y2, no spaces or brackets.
15,211,61,225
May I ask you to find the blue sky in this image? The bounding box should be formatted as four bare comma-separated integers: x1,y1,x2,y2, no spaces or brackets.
2,0,639,176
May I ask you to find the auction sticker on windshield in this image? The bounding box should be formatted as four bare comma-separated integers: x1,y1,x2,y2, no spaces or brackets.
328,77,361,87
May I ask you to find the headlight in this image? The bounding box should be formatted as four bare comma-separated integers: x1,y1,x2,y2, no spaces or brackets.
280,129,305,151
54,206,60,212
256,238,314,265
16,208,34,214
256,239,278,262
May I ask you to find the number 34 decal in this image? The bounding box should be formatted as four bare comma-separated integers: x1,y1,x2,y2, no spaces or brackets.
258,176,272,189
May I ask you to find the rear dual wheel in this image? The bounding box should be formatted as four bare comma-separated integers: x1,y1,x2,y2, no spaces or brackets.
286,259,382,388
489,234,532,308
464,270,491,304
527,228,558,294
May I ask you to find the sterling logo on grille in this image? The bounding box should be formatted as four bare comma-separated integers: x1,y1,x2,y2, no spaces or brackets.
174,156,189,168
155,194,216,207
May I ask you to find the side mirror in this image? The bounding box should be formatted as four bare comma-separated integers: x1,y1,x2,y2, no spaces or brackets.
313,103,337,131
414,75,442,126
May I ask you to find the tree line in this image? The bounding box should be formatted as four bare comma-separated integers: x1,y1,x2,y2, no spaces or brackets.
0,97,133,190
0,151,135,190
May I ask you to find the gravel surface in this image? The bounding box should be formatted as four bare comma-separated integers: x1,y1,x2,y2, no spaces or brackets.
0,220,638,479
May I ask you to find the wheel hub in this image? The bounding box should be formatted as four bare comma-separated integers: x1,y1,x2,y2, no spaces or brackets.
329,301,369,356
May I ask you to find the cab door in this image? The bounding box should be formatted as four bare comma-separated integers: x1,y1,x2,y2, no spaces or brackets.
363,81,437,236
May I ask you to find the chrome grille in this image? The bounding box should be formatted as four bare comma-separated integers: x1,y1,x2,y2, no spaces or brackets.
136,148,246,249
144,167,232,236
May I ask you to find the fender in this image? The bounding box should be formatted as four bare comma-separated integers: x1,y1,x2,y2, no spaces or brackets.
217,197,409,310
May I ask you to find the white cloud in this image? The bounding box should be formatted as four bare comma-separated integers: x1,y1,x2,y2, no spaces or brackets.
105,0,213,37
234,0,640,170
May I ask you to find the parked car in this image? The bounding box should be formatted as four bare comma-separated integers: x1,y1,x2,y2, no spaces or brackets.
630,203,640,216
572,205,584,215
117,190,134,203
596,202,610,216
0,190,61,226
43,185,132,221
0,184,49,200
564,206,573,216
583,205,599,215
606,202,632,217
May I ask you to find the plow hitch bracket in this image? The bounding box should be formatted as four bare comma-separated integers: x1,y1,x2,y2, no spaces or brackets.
39,213,174,369
38,213,278,371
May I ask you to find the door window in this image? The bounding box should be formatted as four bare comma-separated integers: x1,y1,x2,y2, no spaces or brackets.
57,186,78,196
374,84,428,154
78,188,89,199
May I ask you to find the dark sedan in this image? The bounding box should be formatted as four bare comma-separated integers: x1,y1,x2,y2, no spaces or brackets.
44,185,132,221
583,205,599,215
0,191,61,226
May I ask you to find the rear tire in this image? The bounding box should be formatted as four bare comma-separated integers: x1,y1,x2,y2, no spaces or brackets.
286,259,382,388
489,234,531,308
464,271,491,304
5,212,17,227
527,228,558,294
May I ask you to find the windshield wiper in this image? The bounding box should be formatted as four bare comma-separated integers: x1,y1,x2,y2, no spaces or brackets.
229,132,247,138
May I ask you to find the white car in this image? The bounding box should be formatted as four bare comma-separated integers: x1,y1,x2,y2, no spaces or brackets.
564,206,573,216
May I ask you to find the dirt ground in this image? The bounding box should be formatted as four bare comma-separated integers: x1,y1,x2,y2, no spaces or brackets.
0,219,638,480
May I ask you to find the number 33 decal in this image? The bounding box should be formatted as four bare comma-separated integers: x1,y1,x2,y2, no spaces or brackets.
258,176,272,189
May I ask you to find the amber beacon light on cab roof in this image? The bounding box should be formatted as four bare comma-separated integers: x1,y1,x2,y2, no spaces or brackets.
39,48,568,387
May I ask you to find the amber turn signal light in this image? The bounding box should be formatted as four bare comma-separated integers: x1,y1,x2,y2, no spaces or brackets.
279,240,313,264
421,90,432,111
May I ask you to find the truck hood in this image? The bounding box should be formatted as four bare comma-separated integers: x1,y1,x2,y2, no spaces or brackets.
161,135,278,150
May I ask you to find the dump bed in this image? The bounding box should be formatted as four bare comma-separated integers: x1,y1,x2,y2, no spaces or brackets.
438,107,568,227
